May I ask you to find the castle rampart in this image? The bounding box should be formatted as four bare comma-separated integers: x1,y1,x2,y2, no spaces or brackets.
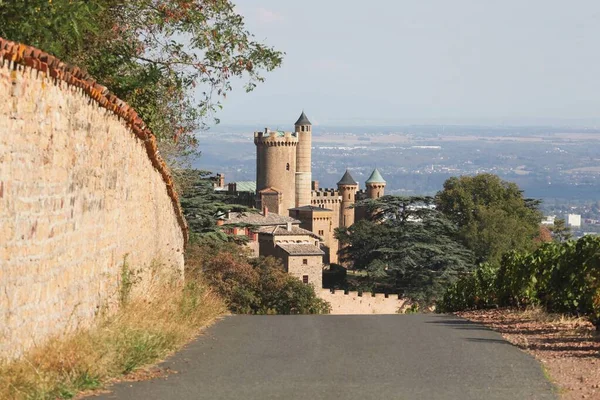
319,289,408,314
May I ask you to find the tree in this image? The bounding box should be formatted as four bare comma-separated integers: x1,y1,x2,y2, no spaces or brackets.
0,0,283,158
177,169,251,241
435,174,542,265
550,218,572,242
336,196,475,303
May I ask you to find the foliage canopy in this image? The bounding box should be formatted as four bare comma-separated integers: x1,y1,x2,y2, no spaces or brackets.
435,174,542,265
336,196,475,303
0,0,283,156
186,240,331,314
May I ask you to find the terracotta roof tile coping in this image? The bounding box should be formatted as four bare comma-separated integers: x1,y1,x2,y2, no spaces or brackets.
0,37,188,246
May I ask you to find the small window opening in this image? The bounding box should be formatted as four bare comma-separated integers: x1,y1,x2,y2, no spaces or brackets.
318,230,324,236
302,259,308,265
348,194,351,200
303,275,309,284
286,163,290,171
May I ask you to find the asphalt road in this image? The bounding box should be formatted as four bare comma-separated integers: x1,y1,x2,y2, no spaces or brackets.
94,315,556,400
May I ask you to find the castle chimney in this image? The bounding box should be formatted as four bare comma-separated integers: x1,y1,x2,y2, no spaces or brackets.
216,219,224,226
286,222,292,231
312,180,319,191
263,205,269,217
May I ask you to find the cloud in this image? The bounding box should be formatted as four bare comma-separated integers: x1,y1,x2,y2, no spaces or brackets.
256,7,284,23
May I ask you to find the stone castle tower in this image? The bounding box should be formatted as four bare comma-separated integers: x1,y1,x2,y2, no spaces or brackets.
254,128,298,214
295,112,312,207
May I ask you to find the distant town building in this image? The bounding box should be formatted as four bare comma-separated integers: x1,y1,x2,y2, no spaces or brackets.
567,214,581,228
541,215,556,226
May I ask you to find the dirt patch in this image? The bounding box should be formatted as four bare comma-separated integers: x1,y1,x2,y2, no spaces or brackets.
456,308,600,399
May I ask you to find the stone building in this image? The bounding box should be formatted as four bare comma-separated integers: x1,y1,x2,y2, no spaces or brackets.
220,209,324,288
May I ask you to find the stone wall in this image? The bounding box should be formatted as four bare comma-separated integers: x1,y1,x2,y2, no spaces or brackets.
0,40,186,360
320,290,408,315
287,256,323,289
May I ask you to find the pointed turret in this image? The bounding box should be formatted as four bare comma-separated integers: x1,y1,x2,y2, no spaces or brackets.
365,168,386,184
337,169,359,228
337,169,358,186
294,111,312,126
365,168,386,199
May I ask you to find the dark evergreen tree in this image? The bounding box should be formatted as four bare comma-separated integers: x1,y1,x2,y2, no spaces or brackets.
178,169,252,242
336,196,475,303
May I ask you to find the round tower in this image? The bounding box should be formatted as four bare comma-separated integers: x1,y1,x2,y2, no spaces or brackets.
255,128,298,214
366,168,386,199
337,169,358,228
294,111,312,207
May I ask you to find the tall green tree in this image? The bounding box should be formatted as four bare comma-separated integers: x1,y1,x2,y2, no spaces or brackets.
0,0,282,158
336,196,475,303
435,174,542,265
550,218,572,242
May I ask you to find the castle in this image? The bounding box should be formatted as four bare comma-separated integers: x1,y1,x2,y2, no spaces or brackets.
253,111,386,264
218,111,387,288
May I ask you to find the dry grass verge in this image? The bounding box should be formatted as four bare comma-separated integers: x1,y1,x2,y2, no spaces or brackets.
0,276,226,400
457,308,600,399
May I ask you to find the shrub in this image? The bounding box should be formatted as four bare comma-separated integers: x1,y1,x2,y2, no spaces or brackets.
186,240,330,315
438,236,600,330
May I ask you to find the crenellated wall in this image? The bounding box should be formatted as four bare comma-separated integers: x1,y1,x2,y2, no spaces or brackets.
319,290,408,314
0,39,187,359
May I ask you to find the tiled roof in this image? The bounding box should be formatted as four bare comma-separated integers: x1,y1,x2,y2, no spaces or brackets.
233,181,256,192
366,168,386,184
337,169,358,186
277,243,324,256
0,37,188,246
257,225,321,239
224,212,300,226
289,205,333,212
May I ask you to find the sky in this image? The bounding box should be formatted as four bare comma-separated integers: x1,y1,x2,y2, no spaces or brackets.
210,0,600,127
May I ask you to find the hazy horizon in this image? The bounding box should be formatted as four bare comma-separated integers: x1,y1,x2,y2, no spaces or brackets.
204,0,600,127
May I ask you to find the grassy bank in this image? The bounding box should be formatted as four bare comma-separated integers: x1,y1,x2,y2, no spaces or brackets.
0,276,226,400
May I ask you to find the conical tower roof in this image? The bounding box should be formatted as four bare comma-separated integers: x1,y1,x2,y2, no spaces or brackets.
337,169,358,186
294,111,312,126
366,168,386,184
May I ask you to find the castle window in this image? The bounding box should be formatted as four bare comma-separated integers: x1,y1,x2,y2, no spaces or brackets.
303,275,309,284
286,163,290,171
318,230,324,236
348,194,351,200
301,126,305,132
303,259,308,265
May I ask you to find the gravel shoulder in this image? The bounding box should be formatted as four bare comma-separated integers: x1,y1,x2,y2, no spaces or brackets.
456,308,600,399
